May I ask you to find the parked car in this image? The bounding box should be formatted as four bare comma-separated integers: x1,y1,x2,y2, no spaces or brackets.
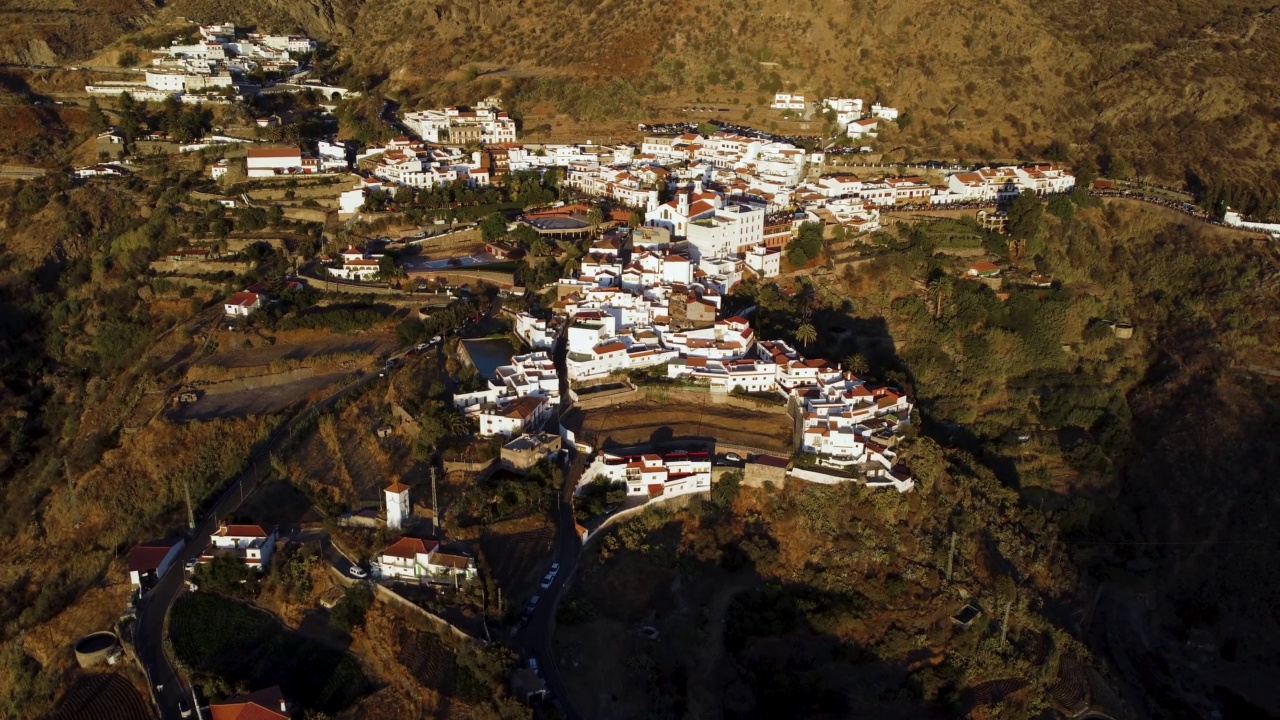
528,657,539,674
540,572,555,590
524,595,540,616
403,348,418,358
415,342,430,351
178,699,193,718
549,562,561,575
184,558,198,573
348,565,368,579
430,335,442,344
724,452,742,463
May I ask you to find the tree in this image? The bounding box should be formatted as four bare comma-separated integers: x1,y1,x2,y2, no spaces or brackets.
586,206,604,225
629,208,645,227
844,353,870,375
377,254,402,282
479,212,508,241
795,322,817,348
117,50,138,68
1006,191,1044,245
696,122,719,137
86,99,108,135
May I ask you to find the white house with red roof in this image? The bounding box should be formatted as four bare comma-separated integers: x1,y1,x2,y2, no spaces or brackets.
585,450,713,500
847,118,879,138
478,394,552,437
245,146,309,178
223,290,263,316
373,536,478,582
385,481,410,530
201,522,278,570
328,245,384,281
645,188,722,237
207,685,291,720
126,538,186,590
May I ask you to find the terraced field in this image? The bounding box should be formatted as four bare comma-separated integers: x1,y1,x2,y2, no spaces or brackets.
48,672,153,720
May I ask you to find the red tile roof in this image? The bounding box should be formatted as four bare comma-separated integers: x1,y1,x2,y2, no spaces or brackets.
225,291,260,308
208,686,289,720
246,147,302,159
381,536,437,559
126,539,182,572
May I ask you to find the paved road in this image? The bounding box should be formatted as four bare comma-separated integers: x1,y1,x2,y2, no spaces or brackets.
510,460,584,720
133,362,394,720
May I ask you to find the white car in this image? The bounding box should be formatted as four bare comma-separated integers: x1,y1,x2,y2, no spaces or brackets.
348,565,368,579
540,572,555,590
184,558,198,573
723,452,742,463
415,342,429,351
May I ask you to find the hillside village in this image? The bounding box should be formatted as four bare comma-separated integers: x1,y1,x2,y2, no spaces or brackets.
17,10,1280,720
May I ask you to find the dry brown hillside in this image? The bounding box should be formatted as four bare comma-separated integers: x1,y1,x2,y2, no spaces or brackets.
0,0,1275,187
145,0,1280,189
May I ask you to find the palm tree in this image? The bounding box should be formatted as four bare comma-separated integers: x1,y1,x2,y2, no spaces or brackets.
844,353,870,375
795,322,818,349
443,411,470,437
926,276,953,320
529,236,549,257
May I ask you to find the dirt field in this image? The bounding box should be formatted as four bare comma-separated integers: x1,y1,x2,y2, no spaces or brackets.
199,332,397,369
169,369,350,420
570,399,793,452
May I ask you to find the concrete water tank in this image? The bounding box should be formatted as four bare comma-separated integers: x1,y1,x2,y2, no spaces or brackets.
74,632,120,668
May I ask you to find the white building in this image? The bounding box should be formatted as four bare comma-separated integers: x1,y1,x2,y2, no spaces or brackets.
126,538,185,590
745,244,781,278
385,481,410,530
1224,208,1280,237
847,118,878,138
583,450,713,500
224,291,263,316
478,394,552,437
373,537,478,583
402,105,518,145
455,351,561,421
770,93,807,111
200,523,278,570
328,245,383,281
823,97,864,115
515,312,558,350
870,104,900,121
245,146,310,177
685,203,765,261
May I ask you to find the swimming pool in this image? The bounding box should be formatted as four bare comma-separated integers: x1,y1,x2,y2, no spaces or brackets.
414,253,496,270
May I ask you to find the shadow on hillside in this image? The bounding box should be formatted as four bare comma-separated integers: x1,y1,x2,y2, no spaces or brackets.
566,513,955,719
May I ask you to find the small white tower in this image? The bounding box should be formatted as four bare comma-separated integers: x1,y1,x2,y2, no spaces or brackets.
384,481,411,530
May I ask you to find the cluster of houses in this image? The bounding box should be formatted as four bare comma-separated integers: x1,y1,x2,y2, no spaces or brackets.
403,100,518,145
85,21,325,103
453,352,562,438
766,93,901,141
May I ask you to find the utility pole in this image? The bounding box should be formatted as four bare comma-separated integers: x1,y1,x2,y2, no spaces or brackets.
946,531,957,581
1001,592,1015,646
430,466,439,537
183,477,195,530
64,459,81,528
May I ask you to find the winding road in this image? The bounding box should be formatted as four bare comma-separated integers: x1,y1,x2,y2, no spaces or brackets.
133,354,403,719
